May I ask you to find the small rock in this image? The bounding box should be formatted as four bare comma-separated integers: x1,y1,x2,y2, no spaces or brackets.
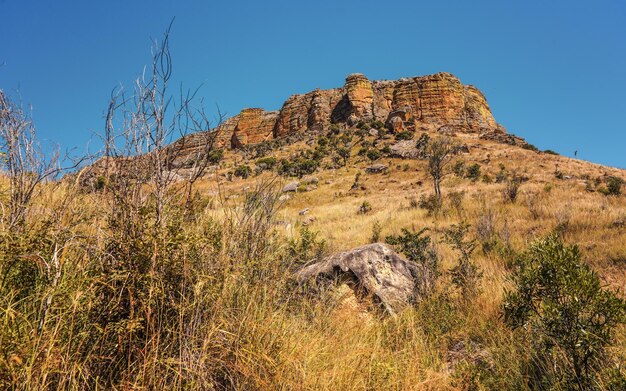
279,194,291,201
282,181,299,192
366,164,388,174
299,208,310,216
368,128,379,137
302,176,319,185
305,184,318,192
302,216,317,226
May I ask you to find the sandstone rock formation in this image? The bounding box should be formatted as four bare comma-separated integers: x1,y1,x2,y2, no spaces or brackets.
295,243,435,314
97,72,509,174
188,72,501,153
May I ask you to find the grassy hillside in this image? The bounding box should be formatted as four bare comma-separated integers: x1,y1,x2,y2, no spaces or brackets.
2,122,625,389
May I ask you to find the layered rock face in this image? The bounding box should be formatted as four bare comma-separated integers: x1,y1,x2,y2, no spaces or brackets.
204,72,500,150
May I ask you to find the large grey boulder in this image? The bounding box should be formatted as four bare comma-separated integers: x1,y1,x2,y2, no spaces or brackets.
295,243,434,314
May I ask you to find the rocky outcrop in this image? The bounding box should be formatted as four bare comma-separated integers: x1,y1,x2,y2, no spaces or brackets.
231,108,278,148
295,243,435,314
110,72,504,169
207,72,500,151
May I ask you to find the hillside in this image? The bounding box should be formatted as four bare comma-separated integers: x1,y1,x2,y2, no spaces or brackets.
3,72,626,390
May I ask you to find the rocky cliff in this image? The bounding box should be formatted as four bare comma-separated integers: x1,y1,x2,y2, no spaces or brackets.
204,72,500,151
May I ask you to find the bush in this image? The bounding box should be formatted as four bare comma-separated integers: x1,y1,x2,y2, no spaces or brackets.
370,220,382,243
234,164,252,179
256,156,277,170
395,131,414,141
444,223,481,297
385,227,439,280
448,190,465,214
418,194,443,217
502,178,521,203
465,163,481,182
366,148,382,161
357,201,372,214
522,143,539,152
278,157,319,177
503,235,626,389
606,176,623,196
208,149,224,164
452,160,465,178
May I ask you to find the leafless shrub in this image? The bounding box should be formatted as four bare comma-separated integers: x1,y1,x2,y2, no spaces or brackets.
476,207,496,242
0,91,61,230
525,191,543,220
101,23,222,227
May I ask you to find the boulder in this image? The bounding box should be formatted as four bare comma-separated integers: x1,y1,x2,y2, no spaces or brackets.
295,243,434,314
282,181,299,192
365,164,388,174
390,140,420,159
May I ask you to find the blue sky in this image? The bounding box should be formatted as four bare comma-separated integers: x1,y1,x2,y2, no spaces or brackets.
1,0,625,167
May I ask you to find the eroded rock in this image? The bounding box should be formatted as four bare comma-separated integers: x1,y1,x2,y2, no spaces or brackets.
295,243,435,314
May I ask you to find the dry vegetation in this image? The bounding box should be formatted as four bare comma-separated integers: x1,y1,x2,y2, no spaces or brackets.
2,30,626,391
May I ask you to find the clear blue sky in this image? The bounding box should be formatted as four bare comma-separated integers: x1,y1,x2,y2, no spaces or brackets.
1,0,625,167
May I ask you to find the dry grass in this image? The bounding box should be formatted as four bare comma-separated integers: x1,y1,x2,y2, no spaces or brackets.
1,131,625,389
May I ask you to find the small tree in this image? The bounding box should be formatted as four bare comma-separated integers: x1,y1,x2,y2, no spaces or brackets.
503,235,626,390
444,222,481,297
427,136,454,200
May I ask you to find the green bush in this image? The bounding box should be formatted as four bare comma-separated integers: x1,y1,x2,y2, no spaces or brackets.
208,149,224,164
278,157,319,177
606,176,623,196
418,194,443,217
503,235,626,389
366,148,381,161
256,156,277,170
452,160,465,178
234,164,252,179
385,228,438,279
465,163,481,182
395,131,414,141
357,201,372,214
444,223,481,297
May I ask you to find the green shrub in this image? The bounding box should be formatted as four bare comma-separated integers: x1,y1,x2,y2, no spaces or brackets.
452,160,465,178
278,157,319,177
418,194,443,217
543,149,559,155
395,131,414,141
444,223,481,297
256,156,277,170
208,149,224,164
366,148,381,161
357,201,372,214
234,164,252,179
503,235,626,390
370,220,382,243
385,227,438,279
370,120,385,130
522,143,539,152
465,163,481,182
606,176,623,196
